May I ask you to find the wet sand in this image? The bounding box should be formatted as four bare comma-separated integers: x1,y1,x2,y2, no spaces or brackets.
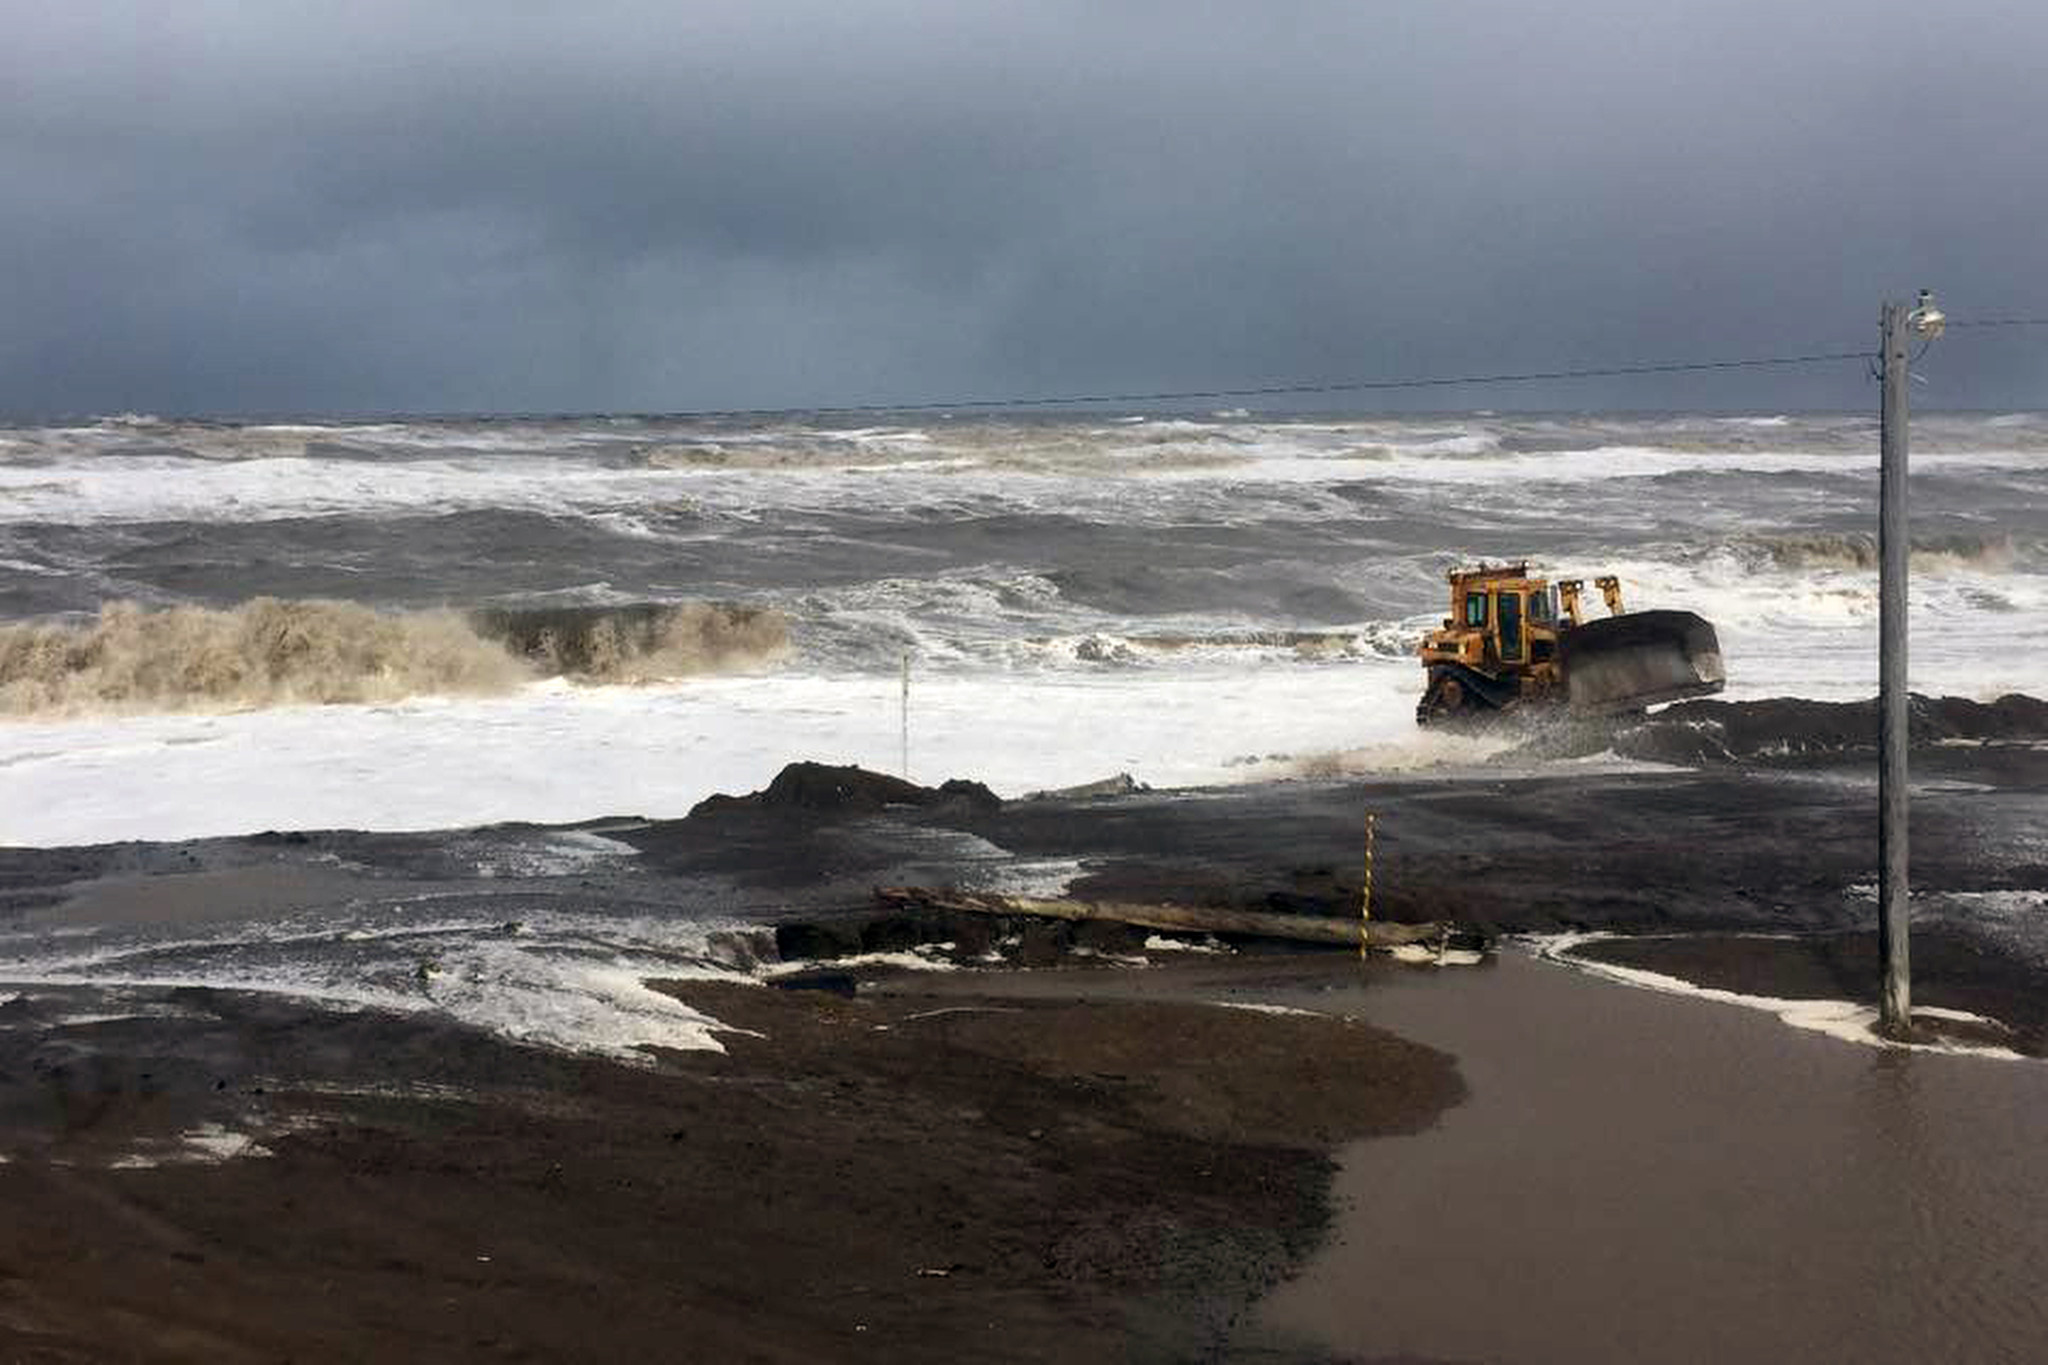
0,964,1459,1363
3,699,2046,1360
9,944,2041,1363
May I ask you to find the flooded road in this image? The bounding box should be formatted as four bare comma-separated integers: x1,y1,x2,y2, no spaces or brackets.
1250,953,2048,1363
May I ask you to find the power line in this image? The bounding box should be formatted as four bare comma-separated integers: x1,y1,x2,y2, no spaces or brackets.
668,346,1875,420
658,311,2046,421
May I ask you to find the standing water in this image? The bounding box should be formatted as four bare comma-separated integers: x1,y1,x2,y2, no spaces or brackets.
1250,954,2048,1363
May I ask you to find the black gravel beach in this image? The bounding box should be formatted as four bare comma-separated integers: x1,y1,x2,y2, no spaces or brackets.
0,969,1462,1363
4,696,2048,1361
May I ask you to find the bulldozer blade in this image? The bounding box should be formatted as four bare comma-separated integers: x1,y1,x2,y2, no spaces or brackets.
1561,609,1725,713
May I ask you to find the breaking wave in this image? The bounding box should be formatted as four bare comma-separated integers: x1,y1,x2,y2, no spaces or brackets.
1729,531,2025,574
0,598,789,718
1049,623,1420,666
468,601,789,680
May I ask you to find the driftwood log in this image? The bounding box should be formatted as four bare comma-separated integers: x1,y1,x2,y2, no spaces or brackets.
875,886,1481,952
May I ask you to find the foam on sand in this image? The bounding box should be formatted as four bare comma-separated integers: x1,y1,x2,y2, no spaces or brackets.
1531,933,2029,1060
0,907,762,1061
1216,1001,1328,1018
418,941,747,1056
1388,943,1488,966
107,1123,277,1169
758,947,962,975
1143,934,1229,954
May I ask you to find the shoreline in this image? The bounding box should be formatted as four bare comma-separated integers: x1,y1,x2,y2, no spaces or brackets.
3,712,2046,1360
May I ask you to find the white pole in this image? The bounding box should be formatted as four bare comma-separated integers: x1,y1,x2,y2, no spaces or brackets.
900,652,911,780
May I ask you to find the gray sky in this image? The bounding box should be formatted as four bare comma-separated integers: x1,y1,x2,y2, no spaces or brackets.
4,0,2044,415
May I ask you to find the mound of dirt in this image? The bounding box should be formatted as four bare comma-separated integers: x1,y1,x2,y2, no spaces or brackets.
1615,693,2048,766
688,761,1002,819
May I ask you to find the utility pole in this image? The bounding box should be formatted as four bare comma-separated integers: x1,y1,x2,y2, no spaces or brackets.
1877,300,1910,1035
1876,291,1941,1037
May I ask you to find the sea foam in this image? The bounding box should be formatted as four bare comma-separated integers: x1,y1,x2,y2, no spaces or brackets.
0,598,788,718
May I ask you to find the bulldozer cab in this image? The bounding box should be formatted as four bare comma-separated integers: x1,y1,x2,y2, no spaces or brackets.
1444,567,1555,669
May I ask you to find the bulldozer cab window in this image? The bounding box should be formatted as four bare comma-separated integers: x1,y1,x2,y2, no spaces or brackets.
1495,591,1523,660
1463,593,1487,628
1529,589,1552,624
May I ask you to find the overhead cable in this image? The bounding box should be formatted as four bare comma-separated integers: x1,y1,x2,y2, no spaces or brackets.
1944,316,2048,330
668,347,1875,420
660,313,2044,420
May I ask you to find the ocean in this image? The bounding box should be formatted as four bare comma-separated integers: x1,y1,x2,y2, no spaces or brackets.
6,408,2045,846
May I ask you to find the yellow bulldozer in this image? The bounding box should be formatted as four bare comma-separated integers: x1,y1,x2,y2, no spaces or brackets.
1416,563,1725,725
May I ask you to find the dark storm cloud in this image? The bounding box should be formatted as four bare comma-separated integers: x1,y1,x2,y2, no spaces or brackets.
3,0,2045,415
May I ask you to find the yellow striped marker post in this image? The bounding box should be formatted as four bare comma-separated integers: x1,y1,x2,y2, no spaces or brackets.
1359,812,1376,960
